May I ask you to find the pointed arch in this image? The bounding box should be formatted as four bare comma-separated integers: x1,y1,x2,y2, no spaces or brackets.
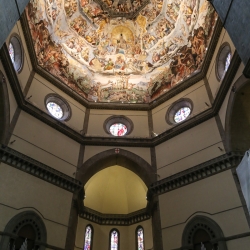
79,148,155,187
224,74,250,151
0,210,47,250
182,215,227,250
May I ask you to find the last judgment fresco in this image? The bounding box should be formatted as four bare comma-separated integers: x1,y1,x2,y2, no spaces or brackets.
26,0,217,103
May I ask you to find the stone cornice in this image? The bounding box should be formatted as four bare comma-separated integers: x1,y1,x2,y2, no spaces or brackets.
0,145,82,193
0,146,244,225
0,45,241,147
79,207,151,226
0,19,241,147
19,13,223,111
150,151,244,196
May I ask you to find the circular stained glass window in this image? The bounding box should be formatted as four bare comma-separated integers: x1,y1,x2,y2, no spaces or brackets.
216,43,231,81
46,102,63,119
110,123,127,136
174,107,191,123
224,53,231,72
8,43,15,64
8,35,23,73
45,94,71,121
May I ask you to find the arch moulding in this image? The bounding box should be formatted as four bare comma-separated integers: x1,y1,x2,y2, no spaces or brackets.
0,210,47,250
224,74,250,152
78,148,156,187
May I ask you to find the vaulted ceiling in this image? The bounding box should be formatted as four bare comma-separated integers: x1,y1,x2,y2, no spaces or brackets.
25,0,217,106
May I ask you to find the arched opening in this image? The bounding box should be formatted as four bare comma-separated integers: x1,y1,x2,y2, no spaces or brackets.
0,211,47,250
0,70,10,145
225,75,250,151
193,229,213,250
79,149,155,215
14,224,36,250
182,215,227,250
84,165,148,214
79,149,155,187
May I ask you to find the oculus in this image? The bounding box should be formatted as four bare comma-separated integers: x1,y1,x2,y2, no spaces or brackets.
166,98,193,125
174,107,191,123
8,43,15,64
216,43,231,81
104,116,133,136
45,94,71,121
46,102,63,119
110,123,127,136
8,35,23,73
26,0,217,104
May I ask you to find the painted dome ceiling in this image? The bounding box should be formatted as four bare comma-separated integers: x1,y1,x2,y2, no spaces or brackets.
26,0,217,104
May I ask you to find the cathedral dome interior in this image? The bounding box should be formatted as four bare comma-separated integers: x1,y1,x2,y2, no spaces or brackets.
25,0,217,105
1,0,250,250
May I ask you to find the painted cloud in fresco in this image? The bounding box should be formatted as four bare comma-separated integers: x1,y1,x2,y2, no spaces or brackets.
26,0,217,103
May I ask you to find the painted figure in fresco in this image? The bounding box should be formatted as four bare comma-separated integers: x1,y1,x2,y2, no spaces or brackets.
152,52,160,63
104,58,114,70
64,0,77,17
114,56,125,70
26,0,216,104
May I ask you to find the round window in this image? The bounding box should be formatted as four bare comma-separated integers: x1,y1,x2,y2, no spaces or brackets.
104,116,133,136
46,102,64,119
45,94,71,121
224,53,231,72
8,34,23,73
166,98,193,125
216,43,231,81
109,123,128,136
174,107,191,123
8,43,15,64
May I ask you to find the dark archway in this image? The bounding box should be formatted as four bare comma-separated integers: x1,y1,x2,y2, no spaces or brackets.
0,70,10,145
0,211,47,250
225,74,250,152
182,215,227,250
78,148,156,187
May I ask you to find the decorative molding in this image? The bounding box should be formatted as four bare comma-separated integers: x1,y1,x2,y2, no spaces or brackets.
0,148,245,226
0,42,241,147
181,215,228,250
0,145,82,193
150,151,244,196
0,231,65,250
79,207,150,226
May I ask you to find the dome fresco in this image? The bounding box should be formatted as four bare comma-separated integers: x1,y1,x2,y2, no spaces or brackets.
26,0,217,104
